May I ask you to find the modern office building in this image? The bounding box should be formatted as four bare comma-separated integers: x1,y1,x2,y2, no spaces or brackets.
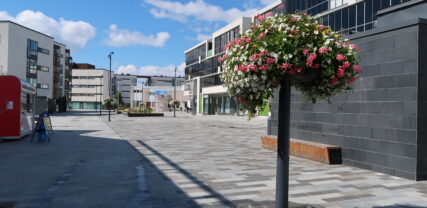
113,74,137,105
0,20,56,113
64,49,72,109
70,63,111,110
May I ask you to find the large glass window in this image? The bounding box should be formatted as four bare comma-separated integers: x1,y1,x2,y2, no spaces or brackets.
214,26,239,55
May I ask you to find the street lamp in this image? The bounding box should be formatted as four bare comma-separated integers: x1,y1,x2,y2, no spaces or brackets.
108,52,114,121
174,67,177,117
99,75,103,116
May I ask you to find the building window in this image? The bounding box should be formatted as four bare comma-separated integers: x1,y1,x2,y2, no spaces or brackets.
27,39,38,85
38,47,50,55
38,65,49,72
37,84,49,89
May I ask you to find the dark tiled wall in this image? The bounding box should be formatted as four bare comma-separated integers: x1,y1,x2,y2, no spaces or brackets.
271,25,422,180
417,24,427,180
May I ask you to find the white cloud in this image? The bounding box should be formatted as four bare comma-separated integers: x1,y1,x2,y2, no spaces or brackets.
117,64,138,75
104,24,171,47
116,62,185,77
196,34,210,41
144,0,259,23
0,10,96,49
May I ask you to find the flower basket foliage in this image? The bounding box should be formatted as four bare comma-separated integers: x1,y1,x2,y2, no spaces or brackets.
220,13,361,119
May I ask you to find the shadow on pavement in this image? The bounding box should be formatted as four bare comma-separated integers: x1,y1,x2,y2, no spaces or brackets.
137,140,324,208
0,128,200,208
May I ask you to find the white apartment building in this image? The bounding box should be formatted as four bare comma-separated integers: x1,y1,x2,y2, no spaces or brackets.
70,66,111,110
0,21,54,99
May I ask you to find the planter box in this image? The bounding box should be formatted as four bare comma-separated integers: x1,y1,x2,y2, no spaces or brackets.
127,113,164,117
261,135,341,165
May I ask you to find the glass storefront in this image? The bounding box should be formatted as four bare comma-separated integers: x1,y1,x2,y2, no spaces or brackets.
203,94,237,115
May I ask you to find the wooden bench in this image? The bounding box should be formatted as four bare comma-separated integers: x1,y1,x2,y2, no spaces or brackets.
261,135,342,164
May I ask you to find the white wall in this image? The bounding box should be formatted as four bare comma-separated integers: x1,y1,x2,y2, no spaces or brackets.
0,23,9,76
2,22,54,99
71,68,111,103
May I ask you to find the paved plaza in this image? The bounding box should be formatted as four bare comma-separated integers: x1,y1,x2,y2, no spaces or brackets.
1,111,427,208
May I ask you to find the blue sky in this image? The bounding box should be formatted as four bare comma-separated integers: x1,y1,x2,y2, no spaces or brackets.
0,0,277,76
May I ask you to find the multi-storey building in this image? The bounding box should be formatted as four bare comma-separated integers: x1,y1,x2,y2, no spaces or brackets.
52,42,71,112
64,49,72,109
184,17,252,115
70,63,111,110
287,0,412,35
113,74,137,105
0,21,55,113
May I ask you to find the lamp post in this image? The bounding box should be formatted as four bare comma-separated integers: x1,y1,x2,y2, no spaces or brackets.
174,67,177,117
108,52,114,122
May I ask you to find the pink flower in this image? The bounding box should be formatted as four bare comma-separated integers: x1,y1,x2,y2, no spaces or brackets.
337,69,345,78
266,57,276,64
297,68,302,72
248,64,257,71
260,51,268,56
347,76,357,84
252,54,260,60
329,77,338,85
342,61,350,69
259,65,269,71
288,17,297,22
290,30,298,35
353,65,362,73
349,44,361,51
218,57,223,63
257,15,265,22
319,47,329,54
279,63,292,70
317,25,325,30
287,70,296,75
251,26,257,30
266,12,273,17
277,4,285,9
259,33,266,38
303,48,309,55
238,65,248,72
336,54,346,61
246,38,251,43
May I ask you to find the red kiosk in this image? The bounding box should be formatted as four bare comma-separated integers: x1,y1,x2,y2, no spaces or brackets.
0,76,36,139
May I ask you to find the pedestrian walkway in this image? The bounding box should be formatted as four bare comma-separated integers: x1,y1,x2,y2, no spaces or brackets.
106,112,427,208
1,111,426,208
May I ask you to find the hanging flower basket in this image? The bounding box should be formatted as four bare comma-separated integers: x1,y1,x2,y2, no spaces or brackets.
220,13,361,119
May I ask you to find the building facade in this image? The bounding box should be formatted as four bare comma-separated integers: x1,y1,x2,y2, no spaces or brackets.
113,74,137,105
0,21,72,113
132,85,188,112
70,64,111,110
184,17,253,115
146,76,184,87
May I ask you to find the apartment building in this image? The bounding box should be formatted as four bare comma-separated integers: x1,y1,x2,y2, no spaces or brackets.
0,21,55,113
0,21,73,113
52,42,72,112
70,63,110,110
184,17,252,115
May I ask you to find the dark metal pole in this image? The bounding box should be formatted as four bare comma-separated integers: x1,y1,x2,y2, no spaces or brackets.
108,52,114,121
276,79,291,208
174,67,177,117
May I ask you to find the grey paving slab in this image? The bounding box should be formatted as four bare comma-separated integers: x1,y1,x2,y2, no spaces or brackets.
1,111,427,208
